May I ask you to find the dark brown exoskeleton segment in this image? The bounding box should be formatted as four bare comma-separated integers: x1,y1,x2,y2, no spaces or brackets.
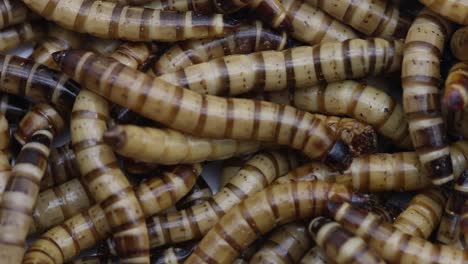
40,144,81,190
0,93,30,122
444,62,468,111
0,21,45,52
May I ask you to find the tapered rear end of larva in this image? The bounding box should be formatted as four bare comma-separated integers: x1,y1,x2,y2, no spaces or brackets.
451,27,468,61
419,0,468,25
444,62,468,111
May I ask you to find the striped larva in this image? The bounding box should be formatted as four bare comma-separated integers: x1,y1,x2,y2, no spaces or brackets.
30,25,83,70
451,26,468,61
0,0,30,30
22,0,239,41
220,157,250,188
402,9,453,185
145,151,298,248
0,93,29,122
54,50,353,170
446,108,468,139
110,42,160,71
280,0,358,45
459,171,468,248
14,103,66,145
0,54,80,116
393,188,447,238
40,144,81,190
274,162,331,184
444,62,468,111
305,0,411,38
183,181,368,264
362,204,401,223
0,129,53,264
103,124,262,165
120,157,159,176
153,21,291,75
175,179,213,210
261,80,412,149
328,201,467,264
298,246,331,264
158,38,403,96
82,36,121,56
436,195,460,244
70,255,115,264
0,114,11,201
419,0,468,25
23,162,202,264
308,217,385,264
249,222,312,264
0,22,45,52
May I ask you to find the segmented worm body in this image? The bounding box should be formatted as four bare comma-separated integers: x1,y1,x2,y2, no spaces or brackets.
22,0,239,41
298,246,331,264
249,222,312,264
451,26,468,61
0,93,29,121
0,129,53,263
83,37,121,56
308,217,385,264
446,108,468,139
419,0,468,25
436,194,460,244
40,144,81,190
0,54,80,116
110,42,159,71
220,157,250,188
158,38,403,96
175,178,213,210
444,62,468,111
183,181,367,264
0,22,45,52
0,113,10,201
54,50,353,170
306,0,411,38
329,201,468,264
393,188,447,238
458,171,468,248
151,244,196,264
402,9,453,185
153,21,291,75
120,157,159,176
0,0,30,30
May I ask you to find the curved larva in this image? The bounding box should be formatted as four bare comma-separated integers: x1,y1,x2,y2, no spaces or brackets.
0,113,10,202
444,62,468,111
298,246,331,264
0,22,45,52
0,0,30,30
110,42,159,71
451,26,468,61
419,0,468,25
40,144,81,191
0,93,29,122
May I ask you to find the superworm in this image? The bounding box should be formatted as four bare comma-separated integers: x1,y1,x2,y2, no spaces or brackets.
0,129,53,264
279,0,358,45
0,93,29,122
451,26,468,61
393,188,447,238
249,222,312,264
220,156,250,188
54,50,353,170
110,42,159,71
120,158,159,176
298,246,331,264
328,200,467,264
436,195,460,245
446,108,468,139
22,0,239,41
402,9,453,185
0,0,30,30
175,179,213,210
262,80,412,149
39,144,81,190
0,114,10,201
304,0,411,38
24,159,201,264
14,103,66,145
362,203,401,223
0,22,45,52
153,21,291,75
0,54,80,116
103,124,262,165
308,217,385,264
419,0,468,25
444,62,468,111
183,181,368,264
145,151,298,248
157,38,403,96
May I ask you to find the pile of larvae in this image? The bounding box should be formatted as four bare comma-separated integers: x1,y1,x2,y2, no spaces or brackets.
0,0,467,263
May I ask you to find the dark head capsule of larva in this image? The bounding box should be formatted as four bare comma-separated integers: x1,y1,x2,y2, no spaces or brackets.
324,140,352,171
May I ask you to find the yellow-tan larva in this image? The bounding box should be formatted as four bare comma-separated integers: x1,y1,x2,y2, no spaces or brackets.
436,195,461,245
153,21,292,75
145,151,298,248
419,0,468,25
0,113,10,202
54,50,354,170
23,163,202,264
280,0,358,45
329,201,468,264
82,36,121,56
158,38,403,96
0,129,53,264
451,26,468,61
402,9,454,185
0,22,45,52
444,62,468,111
249,222,312,264
183,181,368,264
22,0,239,41
110,42,160,71
393,188,447,238
0,0,30,30
39,144,81,191
298,246,332,264
308,217,385,264
220,157,251,188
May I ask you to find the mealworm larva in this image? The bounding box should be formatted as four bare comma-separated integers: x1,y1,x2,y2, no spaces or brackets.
175,181,213,210
0,0,30,30
308,217,385,264
220,157,250,188
70,255,115,264
0,114,10,202
54,50,353,170
362,204,401,223
144,151,298,248
14,103,66,145
30,24,83,70
105,0,154,5
158,38,403,96
183,181,368,264
83,36,121,56
23,160,201,264
444,62,468,111
0,54,80,116
39,144,81,190
262,80,412,149
402,9,454,185
446,108,468,139
22,0,239,41
110,42,160,71
120,157,159,176
298,246,332,264
0,129,53,264
451,26,468,61
436,195,460,244
328,201,468,264
249,222,312,264
0,22,45,52
393,188,447,238
280,0,358,45
104,124,262,165
0,93,29,122
419,0,468,25
153,21,291,75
